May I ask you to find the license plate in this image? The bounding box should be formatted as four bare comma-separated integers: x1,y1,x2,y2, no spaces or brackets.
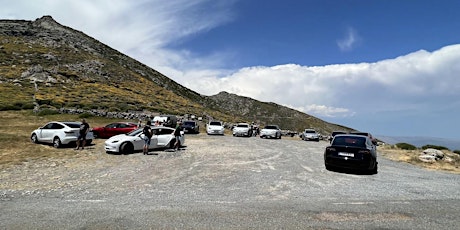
338,152,354,157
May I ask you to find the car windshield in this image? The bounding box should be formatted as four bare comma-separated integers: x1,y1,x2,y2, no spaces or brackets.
304,130,316,133
126,129,142,136
332,136,366,147
237,124,249,128
209,122,222,126
184,121,195,125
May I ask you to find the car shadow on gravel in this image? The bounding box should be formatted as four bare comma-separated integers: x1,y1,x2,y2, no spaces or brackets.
326,166,377,175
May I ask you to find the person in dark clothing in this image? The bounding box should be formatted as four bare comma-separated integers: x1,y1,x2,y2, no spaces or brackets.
142,121,153,155
173,122,182,151
76,118,90,150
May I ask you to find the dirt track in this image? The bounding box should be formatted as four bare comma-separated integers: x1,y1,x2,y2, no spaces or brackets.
2,134,460,229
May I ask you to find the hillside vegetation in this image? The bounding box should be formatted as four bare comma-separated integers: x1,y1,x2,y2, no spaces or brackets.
0,16,350,134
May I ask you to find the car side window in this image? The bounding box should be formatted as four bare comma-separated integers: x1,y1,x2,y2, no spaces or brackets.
51,123,64,129
43,123,54,129
158,129,173,135
107,123,117,128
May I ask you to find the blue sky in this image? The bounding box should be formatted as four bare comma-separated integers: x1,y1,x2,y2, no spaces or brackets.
2,0,460,139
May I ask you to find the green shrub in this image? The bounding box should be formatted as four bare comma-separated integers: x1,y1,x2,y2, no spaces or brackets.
395,142,417,150
453,150,460,155
421,145,450,151
78,112,94,119
36,109,59,116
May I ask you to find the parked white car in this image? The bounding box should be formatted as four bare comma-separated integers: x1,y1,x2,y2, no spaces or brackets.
260,125,282,139
105,126,185,154
232,123,252,137
302,129,320,141
30,121,94,148
206,121,225,135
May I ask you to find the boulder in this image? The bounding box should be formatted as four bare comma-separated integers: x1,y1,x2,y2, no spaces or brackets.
419,148,444,162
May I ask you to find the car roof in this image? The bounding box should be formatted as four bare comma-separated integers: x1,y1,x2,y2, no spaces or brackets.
333,134,369,139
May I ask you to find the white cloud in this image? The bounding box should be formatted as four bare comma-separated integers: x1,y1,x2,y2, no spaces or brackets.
337,27,359,51
2,1,460,137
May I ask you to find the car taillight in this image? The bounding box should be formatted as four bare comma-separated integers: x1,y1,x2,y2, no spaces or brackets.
326,147,336,152
358,149,371,154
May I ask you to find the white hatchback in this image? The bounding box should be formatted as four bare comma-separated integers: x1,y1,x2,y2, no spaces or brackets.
105,126,185,154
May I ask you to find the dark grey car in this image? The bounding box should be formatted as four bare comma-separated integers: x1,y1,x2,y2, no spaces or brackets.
324,134,378,174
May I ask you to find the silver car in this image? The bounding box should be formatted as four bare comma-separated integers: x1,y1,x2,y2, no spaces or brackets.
302,129,320,141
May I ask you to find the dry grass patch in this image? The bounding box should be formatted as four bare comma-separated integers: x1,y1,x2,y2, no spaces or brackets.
379,145,460,174
0,110,134,170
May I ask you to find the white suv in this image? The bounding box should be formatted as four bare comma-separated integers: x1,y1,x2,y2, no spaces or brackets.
260,125,281,139
232,123,252,137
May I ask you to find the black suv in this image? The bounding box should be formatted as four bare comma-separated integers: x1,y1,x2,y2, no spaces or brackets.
182,120,199,134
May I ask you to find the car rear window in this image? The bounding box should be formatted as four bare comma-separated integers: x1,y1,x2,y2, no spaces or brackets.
332,136,366,147
264,125,278,129
210,121,221,126
64,122,81,128
184,121,195,125
304,130,316,133
237,124,249,127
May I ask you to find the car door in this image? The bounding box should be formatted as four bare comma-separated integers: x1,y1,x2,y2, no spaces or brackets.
104,123,118,138
155,128,173,147
40,123,63,143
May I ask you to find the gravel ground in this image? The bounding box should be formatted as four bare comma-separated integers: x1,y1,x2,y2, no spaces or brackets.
1,134,460,229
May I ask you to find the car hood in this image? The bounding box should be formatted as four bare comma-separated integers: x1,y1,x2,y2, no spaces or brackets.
106,133,139,142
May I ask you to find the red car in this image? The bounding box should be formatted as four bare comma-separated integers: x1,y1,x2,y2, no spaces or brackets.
92,122,139,138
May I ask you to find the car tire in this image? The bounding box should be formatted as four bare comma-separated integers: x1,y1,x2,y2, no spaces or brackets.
371,162,378,174
86,140,92,145
31,133,38,144
120,142,134,155
53,137,61,148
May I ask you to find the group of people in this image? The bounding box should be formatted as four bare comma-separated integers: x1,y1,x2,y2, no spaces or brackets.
142,120,183,155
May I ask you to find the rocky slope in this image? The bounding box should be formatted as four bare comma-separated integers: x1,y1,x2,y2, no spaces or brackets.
0,16,351,133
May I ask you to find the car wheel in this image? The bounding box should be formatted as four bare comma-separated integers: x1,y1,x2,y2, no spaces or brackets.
86,140,92,145
371,162,378,174
31,133,38,144
92,132,98,138
120,142,134,155
53,137,61,148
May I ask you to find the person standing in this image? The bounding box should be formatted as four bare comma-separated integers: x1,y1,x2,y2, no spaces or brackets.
142,121,153,155
76,118,90,150
173,121,182,151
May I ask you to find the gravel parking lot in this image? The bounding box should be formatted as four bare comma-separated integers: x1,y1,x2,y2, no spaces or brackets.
1,134,460,229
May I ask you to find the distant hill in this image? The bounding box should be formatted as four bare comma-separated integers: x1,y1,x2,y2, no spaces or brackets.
0,15,352,134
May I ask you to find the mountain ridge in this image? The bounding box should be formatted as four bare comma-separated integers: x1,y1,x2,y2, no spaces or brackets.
0,15,352,134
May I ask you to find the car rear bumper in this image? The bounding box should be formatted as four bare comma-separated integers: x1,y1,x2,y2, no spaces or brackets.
324,156,376,170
